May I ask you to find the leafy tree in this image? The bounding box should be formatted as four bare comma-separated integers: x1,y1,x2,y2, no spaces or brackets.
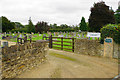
1,16,15,32
14,22,24,29
50,23,58,29
79,17,87,31
114,6,120,24
0,17,2,33
60,24,69,29
28,17,35,33
88,1,115,32
74,25,79,32
35,21,49,33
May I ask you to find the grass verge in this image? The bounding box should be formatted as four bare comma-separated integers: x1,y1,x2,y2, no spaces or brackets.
49,52,77,61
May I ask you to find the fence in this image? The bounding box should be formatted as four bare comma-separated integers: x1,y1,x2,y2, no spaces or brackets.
44,35,76,52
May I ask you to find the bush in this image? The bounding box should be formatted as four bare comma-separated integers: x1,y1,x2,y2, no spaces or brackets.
100,24,120,44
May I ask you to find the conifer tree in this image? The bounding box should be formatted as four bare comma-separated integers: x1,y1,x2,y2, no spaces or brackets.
28,17,35,33
79,17,87,31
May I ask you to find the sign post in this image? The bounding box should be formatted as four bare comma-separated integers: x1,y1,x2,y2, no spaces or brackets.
104,37,113,58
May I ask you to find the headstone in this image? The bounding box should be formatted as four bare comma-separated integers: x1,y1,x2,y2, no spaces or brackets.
4,32,6,37
88,37,90,40
39,34,41,36
29,34,32,39
92,37,95,40
104,37,113,58
54,32,55,36
2,41,8,47
65,35,67,38
14,35,17,38
43,34,46,39
19,34,22,38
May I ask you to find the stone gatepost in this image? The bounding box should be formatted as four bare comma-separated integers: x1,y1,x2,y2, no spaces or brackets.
104,37,113,58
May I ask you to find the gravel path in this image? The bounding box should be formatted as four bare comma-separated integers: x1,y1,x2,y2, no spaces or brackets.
18,49,118,78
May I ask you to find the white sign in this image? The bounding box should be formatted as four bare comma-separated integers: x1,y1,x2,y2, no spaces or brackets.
87,32,101,38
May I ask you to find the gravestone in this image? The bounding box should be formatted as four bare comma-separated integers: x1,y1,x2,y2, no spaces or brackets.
54,32,55,36
2,41,8,47
65,35,67,38
104,37,113,58
19,34,22,38
43,34,46,40
39,34,41,36
4,32,6,37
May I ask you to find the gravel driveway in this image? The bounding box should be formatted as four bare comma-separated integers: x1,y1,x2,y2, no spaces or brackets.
18,49,118,78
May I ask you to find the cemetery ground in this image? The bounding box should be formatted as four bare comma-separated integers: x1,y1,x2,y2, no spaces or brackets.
1,32,101,51
17,49,118,78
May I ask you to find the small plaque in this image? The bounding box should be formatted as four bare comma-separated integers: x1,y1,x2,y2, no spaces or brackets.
105,38,112,43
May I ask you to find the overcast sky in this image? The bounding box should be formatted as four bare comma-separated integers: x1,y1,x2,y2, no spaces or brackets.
0,0,119,25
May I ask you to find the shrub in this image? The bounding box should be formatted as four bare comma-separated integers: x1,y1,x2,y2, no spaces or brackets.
100,24,120,44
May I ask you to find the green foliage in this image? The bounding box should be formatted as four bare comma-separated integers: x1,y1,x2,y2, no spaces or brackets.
74,26,79,32
100,24,120,44
49,29,75,32
1,16,15,32
114,6,120,24
79,17,87,31
28,18,35,33
14,22,24,29
0,17,2,33
35,21,49,34
11,28,28,33
89,1,115,32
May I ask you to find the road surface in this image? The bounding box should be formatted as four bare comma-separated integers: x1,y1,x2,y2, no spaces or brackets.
17,49,118,78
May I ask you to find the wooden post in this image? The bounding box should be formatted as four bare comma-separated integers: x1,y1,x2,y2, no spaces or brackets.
61,37,63,50
30,38,32,43
24,35,27,43
45,37,47,40
20,38,22,44
72,38,74,52
49,35,52,48
17,38,19,43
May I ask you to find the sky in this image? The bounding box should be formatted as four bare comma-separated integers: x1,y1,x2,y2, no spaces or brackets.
0,0,119,26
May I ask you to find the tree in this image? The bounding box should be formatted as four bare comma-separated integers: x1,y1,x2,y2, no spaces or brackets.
28,17,35,33
114,6,120,24
79,17,87,31
0,17,2,33
88,1,115,32
14,22,24,29
60,24,69,29
35,21,49,33
1,16,15,32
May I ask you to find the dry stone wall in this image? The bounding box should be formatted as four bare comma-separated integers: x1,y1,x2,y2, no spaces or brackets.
74,39,119,58
2,41,48,78
74,39,104,56
113,42,120,58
